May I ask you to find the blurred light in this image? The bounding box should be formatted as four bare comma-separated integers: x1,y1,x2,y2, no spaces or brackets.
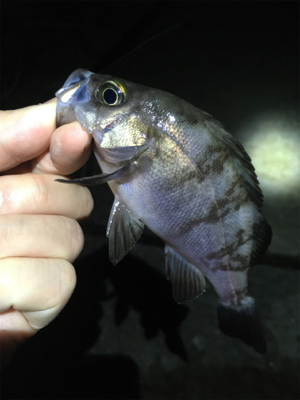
240,115,299,194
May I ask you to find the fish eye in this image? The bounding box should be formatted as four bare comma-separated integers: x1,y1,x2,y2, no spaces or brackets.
96,80,126,106
103,88,117,105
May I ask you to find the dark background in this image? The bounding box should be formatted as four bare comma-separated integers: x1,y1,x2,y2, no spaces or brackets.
1,1,299,399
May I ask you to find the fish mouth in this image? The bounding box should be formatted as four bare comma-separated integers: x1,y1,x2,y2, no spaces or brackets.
55,68,93,127
56,83,82,104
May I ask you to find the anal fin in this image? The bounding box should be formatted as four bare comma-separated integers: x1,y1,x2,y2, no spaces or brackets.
107,197,144,265
165,246,206,303
217,297,267,353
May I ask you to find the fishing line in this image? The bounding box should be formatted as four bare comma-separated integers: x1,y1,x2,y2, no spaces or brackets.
100,16,192,73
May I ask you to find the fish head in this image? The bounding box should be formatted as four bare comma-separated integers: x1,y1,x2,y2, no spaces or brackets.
56,69,157,164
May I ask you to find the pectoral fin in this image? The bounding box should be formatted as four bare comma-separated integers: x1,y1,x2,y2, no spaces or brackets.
55,165,130,186
107,197,144,265
165,246,206,303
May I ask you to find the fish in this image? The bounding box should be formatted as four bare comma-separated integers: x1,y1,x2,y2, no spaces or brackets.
55,68,272,353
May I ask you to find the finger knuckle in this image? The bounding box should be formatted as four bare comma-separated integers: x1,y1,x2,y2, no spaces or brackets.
63,217,84,261
29,174,50,210
55,259,77,302
80,187,94,219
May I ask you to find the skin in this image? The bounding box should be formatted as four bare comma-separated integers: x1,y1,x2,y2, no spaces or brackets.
0,99,94,368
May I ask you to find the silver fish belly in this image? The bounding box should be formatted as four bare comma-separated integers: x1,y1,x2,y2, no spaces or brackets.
55,69,272,353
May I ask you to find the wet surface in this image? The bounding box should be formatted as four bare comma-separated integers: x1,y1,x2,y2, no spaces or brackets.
1,2,299,399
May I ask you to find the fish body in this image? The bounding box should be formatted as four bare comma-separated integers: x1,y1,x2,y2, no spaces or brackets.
56,69,272,352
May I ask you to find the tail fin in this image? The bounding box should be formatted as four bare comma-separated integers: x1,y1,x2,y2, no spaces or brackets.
217,297,267,353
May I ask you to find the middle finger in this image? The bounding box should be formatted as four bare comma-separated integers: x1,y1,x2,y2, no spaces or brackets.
0,173,94,220
0,214,84,261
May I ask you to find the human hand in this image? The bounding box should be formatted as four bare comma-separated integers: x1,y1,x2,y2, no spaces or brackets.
0,100,94,367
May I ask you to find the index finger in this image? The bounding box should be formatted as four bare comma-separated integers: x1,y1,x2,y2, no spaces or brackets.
0,100,56,172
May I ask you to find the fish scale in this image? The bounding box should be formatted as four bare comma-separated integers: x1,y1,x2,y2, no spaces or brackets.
55,68,272,353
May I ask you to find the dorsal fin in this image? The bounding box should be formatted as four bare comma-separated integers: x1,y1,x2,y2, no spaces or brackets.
216,127,264,212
